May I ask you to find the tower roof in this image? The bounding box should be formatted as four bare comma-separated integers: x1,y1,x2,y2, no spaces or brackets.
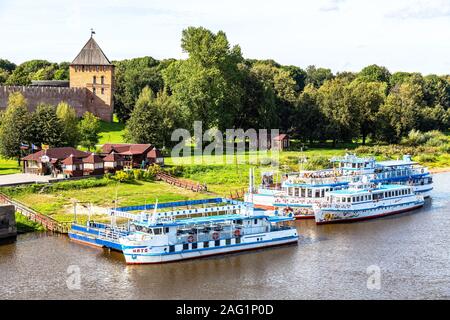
71,36,112,66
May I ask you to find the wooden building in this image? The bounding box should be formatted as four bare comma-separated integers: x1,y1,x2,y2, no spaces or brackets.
21,147,89,176
102,143,164,168
272,134,290,151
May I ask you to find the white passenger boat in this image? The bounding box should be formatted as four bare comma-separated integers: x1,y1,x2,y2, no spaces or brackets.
245,154,432,219
313,182,425,224
119,204,298,264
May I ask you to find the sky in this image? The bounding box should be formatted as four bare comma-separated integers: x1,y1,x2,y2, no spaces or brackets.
1,0,450,75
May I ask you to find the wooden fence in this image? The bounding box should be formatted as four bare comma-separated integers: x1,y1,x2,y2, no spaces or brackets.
229,187,247,200
0,193,70,233
156,172,207,192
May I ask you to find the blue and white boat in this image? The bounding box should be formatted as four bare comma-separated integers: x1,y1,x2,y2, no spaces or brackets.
68,198,299,264
313,182,425,224
245,154,432,219
119,204,298,264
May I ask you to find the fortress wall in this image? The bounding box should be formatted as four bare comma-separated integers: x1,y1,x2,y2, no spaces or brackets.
0,86,112,121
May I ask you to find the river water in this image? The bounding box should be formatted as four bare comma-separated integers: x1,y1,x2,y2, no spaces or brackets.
1,172,449,300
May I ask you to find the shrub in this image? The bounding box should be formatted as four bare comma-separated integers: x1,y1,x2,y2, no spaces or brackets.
401,129,426,146
114,170,129,182
304,156,329,170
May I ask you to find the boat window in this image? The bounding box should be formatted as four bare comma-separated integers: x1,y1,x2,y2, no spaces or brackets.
288,188,293,196
308,189,312,197
295,188,299,197
183,243,189,250
342,197,346,203
235,219,243,225
347,197,351,203
236,237,241,244
254,219,258,225
169,245,175,252
204,241,209,248
301,188,305,197
165,227,170,233
153,228,162,235
315,190,320,198
215,240,220,247
192,242,198,249
321,189,325,197
226,239,231,245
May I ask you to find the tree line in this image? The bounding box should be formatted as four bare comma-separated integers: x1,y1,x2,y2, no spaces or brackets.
2,26,450,149
0,92,101,161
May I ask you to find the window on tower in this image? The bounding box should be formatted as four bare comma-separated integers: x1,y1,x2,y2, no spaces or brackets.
93,87,96,95
101,76,104,84
101,88,104,95
93,76,97,84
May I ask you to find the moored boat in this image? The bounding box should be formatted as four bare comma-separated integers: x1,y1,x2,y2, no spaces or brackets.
313,182,425,224
120,206,298,264
245,154,433,218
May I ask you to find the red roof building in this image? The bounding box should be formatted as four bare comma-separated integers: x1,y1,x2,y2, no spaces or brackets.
82,153,104,175
272,134,290,151
101,143,164,168
21,147,89,176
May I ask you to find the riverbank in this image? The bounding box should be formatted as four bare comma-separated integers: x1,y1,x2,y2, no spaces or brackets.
429,167,450,174
15,212,45,233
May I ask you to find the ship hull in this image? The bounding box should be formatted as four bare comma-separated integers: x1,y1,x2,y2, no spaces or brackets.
121,230,298,264
315,201,424,224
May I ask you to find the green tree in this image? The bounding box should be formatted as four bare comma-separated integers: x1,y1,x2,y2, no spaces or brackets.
125,87,187,147
377,81,424,142
357,64,391,83
6,60,52,85
56,102,79,147
0,59,16,72
53,62,70,80
305,65,334,88
349,80,387,144
317,78,358,145
30,104,64,147
0,92,32,161
423,74,450,108
0,68,10,84
78,112,101,150
163,27,244,131
291,84,326,143
113,56,167,122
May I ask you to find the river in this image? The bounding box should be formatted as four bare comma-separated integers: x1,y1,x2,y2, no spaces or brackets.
1,172,449,300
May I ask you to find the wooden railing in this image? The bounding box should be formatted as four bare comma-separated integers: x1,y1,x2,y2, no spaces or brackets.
229,187,247,200
156,172,207,192
0,193,70,234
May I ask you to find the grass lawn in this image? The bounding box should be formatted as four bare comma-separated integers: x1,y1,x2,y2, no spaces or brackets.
9,180,208,224
98,119,126,144
0,157,21,175
165,147,352,195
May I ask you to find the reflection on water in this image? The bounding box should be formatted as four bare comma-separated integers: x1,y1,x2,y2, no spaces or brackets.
1,173,450,299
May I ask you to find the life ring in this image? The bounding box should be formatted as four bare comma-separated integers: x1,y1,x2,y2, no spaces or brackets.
234,229,241,237
187,235,194,243
212,232,220,240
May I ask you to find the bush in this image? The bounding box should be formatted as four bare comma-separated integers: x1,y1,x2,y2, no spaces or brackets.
114,170,129,182
401,129,426,146
304,156,329,170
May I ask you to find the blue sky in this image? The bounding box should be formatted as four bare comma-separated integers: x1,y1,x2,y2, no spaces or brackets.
1,0,450,75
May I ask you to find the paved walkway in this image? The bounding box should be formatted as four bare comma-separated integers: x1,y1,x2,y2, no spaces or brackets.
0,173,60,187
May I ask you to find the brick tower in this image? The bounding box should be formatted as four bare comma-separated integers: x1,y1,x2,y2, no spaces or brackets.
69,35,114,121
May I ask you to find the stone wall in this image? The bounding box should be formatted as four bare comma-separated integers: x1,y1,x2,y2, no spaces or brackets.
0,204,16,241
0,86,112,121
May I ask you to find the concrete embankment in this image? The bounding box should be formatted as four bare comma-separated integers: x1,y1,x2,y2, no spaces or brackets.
0,204,17,243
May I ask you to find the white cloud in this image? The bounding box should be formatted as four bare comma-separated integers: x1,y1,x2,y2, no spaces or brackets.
0,0,449,74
